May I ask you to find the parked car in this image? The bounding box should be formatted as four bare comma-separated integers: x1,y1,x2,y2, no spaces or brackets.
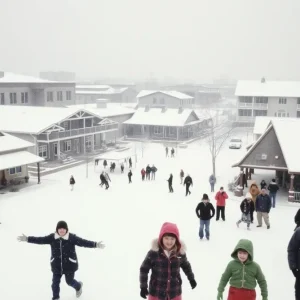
229,138,242,149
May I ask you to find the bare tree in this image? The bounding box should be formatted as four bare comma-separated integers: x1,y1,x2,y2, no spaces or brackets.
204,110,234,177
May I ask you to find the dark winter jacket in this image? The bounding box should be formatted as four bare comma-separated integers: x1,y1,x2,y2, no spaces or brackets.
100,174,106,183
139,223,195,300
288,228,300,270
268,182,279,194
128,170,132,177
27,232,97,274
255,194,271,213
209,175,216,185
180,170,184,178
151,166,158,173
70,178,75,185
184,176,193,186
260,181,267,190
240,199,254,215
195,202,215,220
167,175,173,185
146,166,151,174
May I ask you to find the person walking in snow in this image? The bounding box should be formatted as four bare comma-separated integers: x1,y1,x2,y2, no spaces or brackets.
260,179,267,190
288,227,300,298
195,193,215,240
215,187,228,221
184,174,193,196
171,147,175,157
100,171,110,189
69,175,75,191
180,169,184,184
17,221,105,300
129,157,132,168
141,168,146,181
120,162,124,173
103,159,107,169
151,165,157,180
217,239,268,300
209,174,216,192
167,173,174,193
165,146,169,157
128,169,133,183
139,222,197,300
146,164,151,180
236,193,254,230
256,188,271,229
268,178,279,208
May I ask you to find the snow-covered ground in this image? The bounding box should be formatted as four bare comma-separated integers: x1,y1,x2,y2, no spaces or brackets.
0,131,297,300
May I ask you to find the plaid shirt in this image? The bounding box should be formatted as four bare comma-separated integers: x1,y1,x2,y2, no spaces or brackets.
140,248,195,300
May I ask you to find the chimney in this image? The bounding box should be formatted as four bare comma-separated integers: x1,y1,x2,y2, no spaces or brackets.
178,106,183,114
161,106,167,113
0,71,4,78
96,99,108,108
145,105,150,112
261,77,266,83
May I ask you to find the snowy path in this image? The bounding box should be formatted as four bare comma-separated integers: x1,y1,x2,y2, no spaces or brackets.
0,139,296,299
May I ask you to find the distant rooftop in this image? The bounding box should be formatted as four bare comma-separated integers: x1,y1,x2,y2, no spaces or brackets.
76,87,129,95
0,132,34,153
76,84,111,90
137,90,194,100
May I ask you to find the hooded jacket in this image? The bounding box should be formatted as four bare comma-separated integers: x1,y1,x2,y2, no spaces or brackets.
217,239,268,298
139,222,195,300
195,201,215,220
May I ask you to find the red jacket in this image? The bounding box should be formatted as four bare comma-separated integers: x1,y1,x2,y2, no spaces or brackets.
215,191,228,206
141,169,146,176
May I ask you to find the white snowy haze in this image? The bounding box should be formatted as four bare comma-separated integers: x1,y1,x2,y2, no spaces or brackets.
1,0,300,81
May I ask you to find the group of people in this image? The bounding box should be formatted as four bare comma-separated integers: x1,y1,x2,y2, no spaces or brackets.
165,146,175,157
141,165,158,181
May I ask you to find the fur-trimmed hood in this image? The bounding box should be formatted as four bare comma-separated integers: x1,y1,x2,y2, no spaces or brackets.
151,238,187,255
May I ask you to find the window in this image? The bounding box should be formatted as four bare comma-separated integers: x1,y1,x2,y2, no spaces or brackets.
239,96,253,103
238,109,252,116
154,126,163,134
297,98,300,105
21,92,28,104
85,136,93,148
38,145,47,158
66,91,72,100
63,140,71,152
0,93,4,105
279,98,287,104
168,127,176,136
254,97,268,104
57,91,63,101
47,91,53,102
9,166,22,175
275,110,289,117
253,110,267,116
153,97,157,104
9,93,17,104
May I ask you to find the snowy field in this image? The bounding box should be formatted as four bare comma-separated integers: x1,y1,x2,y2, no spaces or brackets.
0,130,296,300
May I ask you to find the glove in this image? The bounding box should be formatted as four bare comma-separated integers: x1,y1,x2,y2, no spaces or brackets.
217,292,223,300
96,241,105,249
189,279,197,289
140,288,149,299
292,269,299,277
17,234,28,242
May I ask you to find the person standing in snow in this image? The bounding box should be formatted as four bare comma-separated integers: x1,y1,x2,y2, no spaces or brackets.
217,239,268,300
167,173,173,193
69,175,75,191
120,162,124,173
171,147,175,157
256,188,271,229
260,179,267,190
129,157,132,168
128,169,133,183
103,159,107,169
151,165,157,180
195,193,215,240
146,164,151,180
180,169,184,184
165,146,169,157
236,193,254,230
17,221,105,300
288,227,300,298
139,222,197,300
141,168,146,181
184,174,193,196
215,187,228,221
209,174,216,192
268,178,279,208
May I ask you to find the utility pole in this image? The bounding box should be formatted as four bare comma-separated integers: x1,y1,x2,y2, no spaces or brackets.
86,143,89,178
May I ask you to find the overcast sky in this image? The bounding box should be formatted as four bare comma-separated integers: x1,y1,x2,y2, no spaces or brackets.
0,0,300,82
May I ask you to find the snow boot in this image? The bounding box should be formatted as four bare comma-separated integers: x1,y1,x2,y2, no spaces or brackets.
267,225,270,229
256,225,262,227
76,282,83,298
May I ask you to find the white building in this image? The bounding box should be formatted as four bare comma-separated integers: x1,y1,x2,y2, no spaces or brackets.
235,78,300,125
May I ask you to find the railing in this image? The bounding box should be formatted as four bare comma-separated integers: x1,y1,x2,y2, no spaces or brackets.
253,102,268,109
237,116,255,122
38,124,118,141
238,102,253,107
294,192,300,202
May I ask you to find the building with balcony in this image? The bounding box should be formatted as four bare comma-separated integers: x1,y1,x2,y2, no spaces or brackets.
137,90,194,109
0,72,76,107
194,85,222,106
0,106,118,162
235,78,300,125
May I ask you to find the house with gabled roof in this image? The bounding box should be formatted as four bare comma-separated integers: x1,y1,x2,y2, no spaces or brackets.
123,107,209,141
0,132,44,187
0,106,118,163
232,118,300,202
137,90,194,109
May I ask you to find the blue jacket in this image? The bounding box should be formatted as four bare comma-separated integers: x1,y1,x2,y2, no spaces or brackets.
288,228,300,270
27,232,97,274
255,194,271,213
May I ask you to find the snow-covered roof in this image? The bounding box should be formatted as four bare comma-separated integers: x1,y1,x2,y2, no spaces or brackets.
235,80,300,97
0,150,44,170
137,90,193,100
76,87,128,95
76,84,111,90
123,108,200,127
0,72,56,83
0,132,34,153
0,106,101,134
67,103,136,118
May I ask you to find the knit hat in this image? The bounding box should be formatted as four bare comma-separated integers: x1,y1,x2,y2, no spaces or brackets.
245,192,252,199
202,193,209,200
56,220,68,233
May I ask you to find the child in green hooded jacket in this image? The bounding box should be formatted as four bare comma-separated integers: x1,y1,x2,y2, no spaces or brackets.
217,239,268,300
